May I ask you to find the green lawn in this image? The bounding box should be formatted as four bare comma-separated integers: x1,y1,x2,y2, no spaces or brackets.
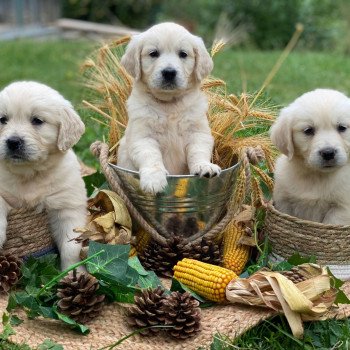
214,49,350,105
1,39,350,349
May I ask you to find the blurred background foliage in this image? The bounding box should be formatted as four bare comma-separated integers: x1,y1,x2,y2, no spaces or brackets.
62,0,350,52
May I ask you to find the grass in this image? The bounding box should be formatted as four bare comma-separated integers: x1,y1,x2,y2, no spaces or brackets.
211,316,350,350
214,49,350,105
1,38,350,349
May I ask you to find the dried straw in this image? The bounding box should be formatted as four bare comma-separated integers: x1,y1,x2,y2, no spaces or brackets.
82,38,277,206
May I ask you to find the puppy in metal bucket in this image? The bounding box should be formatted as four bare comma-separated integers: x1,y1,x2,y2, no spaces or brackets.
117,22,221,194
271,89,350,224
0,81,87,269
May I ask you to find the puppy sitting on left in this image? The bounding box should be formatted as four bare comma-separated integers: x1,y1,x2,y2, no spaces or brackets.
0,81,87,269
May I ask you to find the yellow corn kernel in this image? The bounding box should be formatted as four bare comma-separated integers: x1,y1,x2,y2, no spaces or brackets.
221,221,250,275
128,229,152,257
173,258,237,302
174,178,189,198
129,246,137,257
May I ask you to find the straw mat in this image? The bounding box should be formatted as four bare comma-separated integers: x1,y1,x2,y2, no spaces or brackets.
2,283,350,349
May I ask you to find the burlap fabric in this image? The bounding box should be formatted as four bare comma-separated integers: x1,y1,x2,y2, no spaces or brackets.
4,208,56,258
1,283,350,350
265,204,350,280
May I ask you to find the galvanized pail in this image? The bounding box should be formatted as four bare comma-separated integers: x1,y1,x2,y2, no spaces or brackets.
109,163,240,239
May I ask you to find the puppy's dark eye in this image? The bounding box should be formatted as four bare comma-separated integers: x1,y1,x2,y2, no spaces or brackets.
31,117,44,126
338,124,347,133
0,116,8,125
303,127,315,136
179,50,188,58
149,50,159,58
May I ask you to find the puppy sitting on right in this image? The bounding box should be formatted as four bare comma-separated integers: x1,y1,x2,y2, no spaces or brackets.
271,89,350,225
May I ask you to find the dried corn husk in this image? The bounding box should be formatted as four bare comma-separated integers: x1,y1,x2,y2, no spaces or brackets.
75,190,132,258
226,263,337,338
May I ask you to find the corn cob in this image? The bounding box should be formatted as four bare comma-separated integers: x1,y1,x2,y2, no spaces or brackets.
221,221,250,275
129,229,152,257
173,258,237,302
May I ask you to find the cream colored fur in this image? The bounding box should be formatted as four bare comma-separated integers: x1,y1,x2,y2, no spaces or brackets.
0,81,87,269
271,88,350,224
117,22,221,193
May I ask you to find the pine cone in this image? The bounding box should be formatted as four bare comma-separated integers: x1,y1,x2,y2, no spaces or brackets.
0,254,22,293
139,236,191,277
280,267,307,283
57,270,105,324
161,291,201,339
184,238,222,265
126,286,166,335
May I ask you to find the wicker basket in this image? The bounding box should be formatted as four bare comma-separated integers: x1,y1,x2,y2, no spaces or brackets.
4,208,56,258
265,204,350,280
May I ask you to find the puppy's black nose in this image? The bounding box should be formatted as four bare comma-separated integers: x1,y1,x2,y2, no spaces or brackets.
320,148,336,161
6,136,24,151
162,68,177,81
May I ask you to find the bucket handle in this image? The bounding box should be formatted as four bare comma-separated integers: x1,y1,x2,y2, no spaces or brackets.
91,141,255,246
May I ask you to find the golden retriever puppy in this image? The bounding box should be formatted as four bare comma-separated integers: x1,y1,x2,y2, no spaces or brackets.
271,89,350,224
117,22,221,193
0,81,87,269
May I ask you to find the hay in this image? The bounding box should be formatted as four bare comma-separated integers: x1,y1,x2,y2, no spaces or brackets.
82,39,277,206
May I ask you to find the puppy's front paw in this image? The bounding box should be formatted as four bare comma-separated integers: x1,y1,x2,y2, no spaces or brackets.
190,162,221,178
140,167,168,193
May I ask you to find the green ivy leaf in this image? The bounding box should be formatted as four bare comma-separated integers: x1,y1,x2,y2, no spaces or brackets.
7,293,18,312
53,306,89,334
37,339,64,350
105,282,137,303
14,292,41,317
20,254,60,289
138,271,162,289
10,315,23,326
128,256,163,289
272,261,294,271
326,267,350,305
0,313,15,341
287,253,316,265
83,171,107,197
128,256,148,276
87,241,131,284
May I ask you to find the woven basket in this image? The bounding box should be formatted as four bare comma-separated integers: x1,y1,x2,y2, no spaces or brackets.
265,204,350,280
4,208,56,258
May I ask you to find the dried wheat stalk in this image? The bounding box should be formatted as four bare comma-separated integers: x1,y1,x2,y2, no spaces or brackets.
82,38,277,205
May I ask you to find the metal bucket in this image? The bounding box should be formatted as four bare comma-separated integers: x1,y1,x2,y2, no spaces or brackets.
109,163,240,238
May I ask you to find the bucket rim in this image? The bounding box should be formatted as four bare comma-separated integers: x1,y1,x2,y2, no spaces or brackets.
109,162,240,178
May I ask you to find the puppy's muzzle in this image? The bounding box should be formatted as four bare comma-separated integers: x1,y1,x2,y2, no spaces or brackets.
161,68,177,89
319,147,336,161
6,136,26,159
319,147,338,167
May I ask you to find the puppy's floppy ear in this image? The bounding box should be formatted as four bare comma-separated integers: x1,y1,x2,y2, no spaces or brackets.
121,34,143,80
270,107,294,159
193,36,213,81
57,105,85,151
